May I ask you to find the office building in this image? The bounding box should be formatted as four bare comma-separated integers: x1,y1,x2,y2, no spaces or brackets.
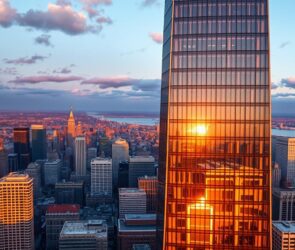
138,176,158,213
274,136,295,187
67,109,76,147
129,156,155,187
118,214,156,250
118,161,129,188
273,163,281,188
273,221,295,250
87,147,97,170
112,138,129,187
44,159,61,186
59,220,108,250
8,153,18,172
75,136,87,176
119,188,146,218
31,125,47,161
91,158,112,197
25,162,41,199
273,187,295,221
46,204,80,250
0,173,34,250
157,0,271,248
0,140,8,178
55,181,85,206
13,127,30,170
98,137,111,157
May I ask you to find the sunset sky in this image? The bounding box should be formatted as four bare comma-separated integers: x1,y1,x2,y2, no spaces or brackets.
0,0,294,114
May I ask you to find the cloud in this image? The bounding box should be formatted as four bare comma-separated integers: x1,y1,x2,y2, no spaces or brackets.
149,32,163,44
35,34,53,47
53,67,72,74
10,75,83,84
279,41,291,49
141,0,158,7
96,16,112,24
3,55,47,65
80,0,112,18
0,67,18,75
0,0,17,27
281,77,295,89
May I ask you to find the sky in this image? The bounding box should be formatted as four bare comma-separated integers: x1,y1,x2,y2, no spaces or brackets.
0,0,294,115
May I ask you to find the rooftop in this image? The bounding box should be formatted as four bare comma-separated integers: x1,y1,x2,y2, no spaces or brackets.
47,204,80,214
118,216,156,233
60,220,107,237
91,157,112,164
125,214,156,221
0,172,31,183
130,156,155,163
119,188,146,194
273,221,295,233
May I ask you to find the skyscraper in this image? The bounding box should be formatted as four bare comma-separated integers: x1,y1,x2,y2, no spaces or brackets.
31,125,47,161
158,1,271,249
75,136,87,176
112,138,129,187
13,128,30,170
0,139,8,178
25,162,41,200
67,109,76,147
0,173,34,250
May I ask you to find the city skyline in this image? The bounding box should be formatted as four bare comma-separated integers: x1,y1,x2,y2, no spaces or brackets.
0,0,294,115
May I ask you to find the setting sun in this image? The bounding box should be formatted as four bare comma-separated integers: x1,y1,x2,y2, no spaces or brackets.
190,124,208,136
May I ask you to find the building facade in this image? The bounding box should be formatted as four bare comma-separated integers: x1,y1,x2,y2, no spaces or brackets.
129,156,155,187
31,125,47,161
0,173,34,250
55,181,85,206
273,221,295,250
75,136,87,176
44,159,61,186
13,128,30,170
273,188,295,221
138,176,158,213
25,162,42,200
158,0,271,249
67,109,76,147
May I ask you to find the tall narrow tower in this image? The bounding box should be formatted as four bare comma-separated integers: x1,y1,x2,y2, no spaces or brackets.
158,1,271,249
0,173,34,250
67,108,76,147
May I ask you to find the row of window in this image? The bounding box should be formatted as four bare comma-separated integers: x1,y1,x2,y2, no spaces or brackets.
173,36,268,52
174,19,268,35
174,2,266,18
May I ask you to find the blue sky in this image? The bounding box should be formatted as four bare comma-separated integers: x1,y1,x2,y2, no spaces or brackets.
0,0,294,114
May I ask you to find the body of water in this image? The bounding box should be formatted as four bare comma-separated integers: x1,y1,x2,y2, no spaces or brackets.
272,129,295,137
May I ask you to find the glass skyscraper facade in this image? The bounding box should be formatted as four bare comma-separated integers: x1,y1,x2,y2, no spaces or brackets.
158,0,271,249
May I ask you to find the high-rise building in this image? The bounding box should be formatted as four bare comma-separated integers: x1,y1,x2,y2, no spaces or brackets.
67,109,76,147
158,1,271,249
0,139,8,178
118,161,129,188
25,162,41,200
138,176,158,213
8,153,18,172
75,136,87,176
98,137,111,157
273,162,281,188
272,221,295,250
118,214,157,250
0,173,34,250
91,158,112,197
13,128,30,170
87,147,97,170
274,135,295,187
129,156,155,187
112,138,129,187
55,181,85,206
44,159,62,186
46,204,80,250
119,188,146,218
273,187,295,221
59,220,108,250
31,125,47,161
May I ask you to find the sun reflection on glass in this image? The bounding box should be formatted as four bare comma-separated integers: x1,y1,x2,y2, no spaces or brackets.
190,124,208,136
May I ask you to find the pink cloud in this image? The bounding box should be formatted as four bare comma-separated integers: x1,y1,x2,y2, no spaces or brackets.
10,75,83,84
0,0,17,27
149,32,163,44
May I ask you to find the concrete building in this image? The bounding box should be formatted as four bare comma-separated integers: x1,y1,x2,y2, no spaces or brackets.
273,221,295,250
46,204,80,250
0,173,34,250
119,188,146,218
129,156,155,187
75,136,87,176
274,135,295,187
91,158,112,197
59,220,108,250
273,188,295,221
31,125,47,161
112,138,129,187
25,162,41,199
117,214,156,250
55,181,85,206
44,159,62,186
138,176,158,213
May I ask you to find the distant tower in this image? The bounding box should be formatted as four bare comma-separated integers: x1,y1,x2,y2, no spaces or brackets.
75,136,87,176
76,121,82,137
31,125,47,161
67,108,76,147
0,172,34,250
112,138,129,187
13,128,30,170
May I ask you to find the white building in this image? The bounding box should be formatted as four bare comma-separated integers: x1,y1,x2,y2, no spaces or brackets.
119,188,146,218
112,138,129,187
273,221,295,250
75,136,87,176
91,158,112,197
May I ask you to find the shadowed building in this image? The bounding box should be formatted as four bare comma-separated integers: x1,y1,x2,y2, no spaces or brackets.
13,128,30,170
55,181,85,206
157,0,271,249
31,125,47,161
